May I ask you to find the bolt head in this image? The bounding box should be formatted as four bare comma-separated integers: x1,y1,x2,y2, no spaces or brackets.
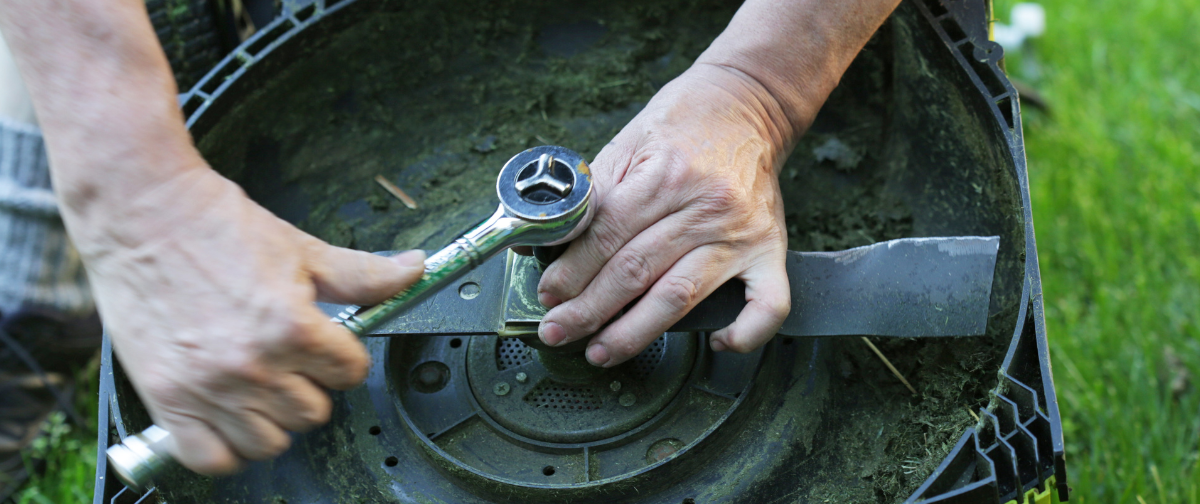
411,361,450,394
515,153,574,204
516,372,528,383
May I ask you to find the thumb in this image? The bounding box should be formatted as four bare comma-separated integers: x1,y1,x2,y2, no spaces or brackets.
306,241,426,305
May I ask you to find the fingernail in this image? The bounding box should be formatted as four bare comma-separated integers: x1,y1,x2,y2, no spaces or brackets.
540,321,566,346
586,344,610,367
538,291,562,308
710,338,727,352
392,249,427,268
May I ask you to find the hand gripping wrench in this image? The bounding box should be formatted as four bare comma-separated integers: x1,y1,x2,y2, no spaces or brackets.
106,146,594,492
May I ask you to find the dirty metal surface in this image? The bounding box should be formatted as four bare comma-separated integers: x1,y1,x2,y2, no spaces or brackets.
363,235,1000,339
386,332,764,486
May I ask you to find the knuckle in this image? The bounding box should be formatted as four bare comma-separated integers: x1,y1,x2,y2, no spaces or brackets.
142,379,182,405
329,344,371,389
563,303,607,336
588,220,627,259
604,332,657,363
299,395,332,427
144,379,188,409
611,252,655,291
698,179,743,213
723,336,758,354
657,275,701,313
189,456,238,476
768,294,792,320
212,354,271,388
281,325,322,355
611,337,642,360
540,265,576,298
251,433,292,460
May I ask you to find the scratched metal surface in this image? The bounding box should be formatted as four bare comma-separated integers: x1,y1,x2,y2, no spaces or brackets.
353,235,1000,338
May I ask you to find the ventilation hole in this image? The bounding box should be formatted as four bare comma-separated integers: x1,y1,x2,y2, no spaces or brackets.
180,93,205,119
996,95,1015,129
629,335,666,379
939,16,967,43
783,339,794,346
368,425,381,436
923,0,948,17
384,456,398,467
449,338,463,348
524,382,601,411
246,19,293,57
496,338,533,370
199,60,238,95
682,499,696,504
542,465,556,476
293,2,317,22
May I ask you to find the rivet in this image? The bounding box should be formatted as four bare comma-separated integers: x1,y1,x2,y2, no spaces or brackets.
619,392,635,407
646,438,684,464
516,372,528,384
609,381,622,392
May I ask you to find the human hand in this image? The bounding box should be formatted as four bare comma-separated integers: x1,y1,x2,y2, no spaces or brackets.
536,63,798,366
83,167,425,474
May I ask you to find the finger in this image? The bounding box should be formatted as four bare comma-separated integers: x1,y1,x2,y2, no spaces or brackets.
305,239,426,305
709,253,791,353
158,411,242,475
538,158,671,308
538,213,698,346
205,401,293,461
277,305,371,390
584,245,732,367
255,373,333,433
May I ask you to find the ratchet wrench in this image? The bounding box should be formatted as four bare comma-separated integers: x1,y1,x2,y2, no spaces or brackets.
106,145,594,492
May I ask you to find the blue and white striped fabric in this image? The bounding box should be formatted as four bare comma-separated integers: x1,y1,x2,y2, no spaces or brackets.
0,117,93,318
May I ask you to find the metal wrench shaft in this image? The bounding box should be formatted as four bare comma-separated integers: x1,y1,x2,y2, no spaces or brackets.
107,146,593,492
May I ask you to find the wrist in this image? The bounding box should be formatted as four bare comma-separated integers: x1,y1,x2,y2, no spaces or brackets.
58,158,225,264
689,61,806,153
695,0,901,140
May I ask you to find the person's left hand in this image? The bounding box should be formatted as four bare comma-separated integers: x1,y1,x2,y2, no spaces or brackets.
536,63,799,366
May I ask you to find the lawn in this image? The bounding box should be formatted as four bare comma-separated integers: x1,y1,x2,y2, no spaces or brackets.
14,0,1200,502
993,0,1200,502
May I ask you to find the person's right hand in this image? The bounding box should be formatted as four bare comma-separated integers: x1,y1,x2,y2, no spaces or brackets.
83,165,425,474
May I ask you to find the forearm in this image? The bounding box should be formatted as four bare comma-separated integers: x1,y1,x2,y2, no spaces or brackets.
696,0,901,143
0,0,200,242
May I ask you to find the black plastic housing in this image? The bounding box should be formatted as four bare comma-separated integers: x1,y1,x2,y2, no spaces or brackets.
92,0,1066,502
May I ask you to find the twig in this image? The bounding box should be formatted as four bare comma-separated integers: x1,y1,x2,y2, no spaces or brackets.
967,408,980,422
860,336,917,395
374,175,418,209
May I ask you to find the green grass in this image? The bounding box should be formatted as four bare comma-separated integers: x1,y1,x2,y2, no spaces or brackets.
994,0,1200,502
12,364,98,504
16,1,1200,502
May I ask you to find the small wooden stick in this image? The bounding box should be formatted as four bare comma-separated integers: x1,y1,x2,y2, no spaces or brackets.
968,408,981,422
374,175,418,209
860,336,917,395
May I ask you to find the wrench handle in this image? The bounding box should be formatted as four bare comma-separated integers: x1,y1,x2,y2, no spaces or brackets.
335,205,521,335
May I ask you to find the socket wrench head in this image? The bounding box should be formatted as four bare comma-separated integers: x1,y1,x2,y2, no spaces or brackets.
497,146,594,245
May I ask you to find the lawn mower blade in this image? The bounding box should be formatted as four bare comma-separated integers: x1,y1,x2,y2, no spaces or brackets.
347,235,1000,338
672,236,1000,337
